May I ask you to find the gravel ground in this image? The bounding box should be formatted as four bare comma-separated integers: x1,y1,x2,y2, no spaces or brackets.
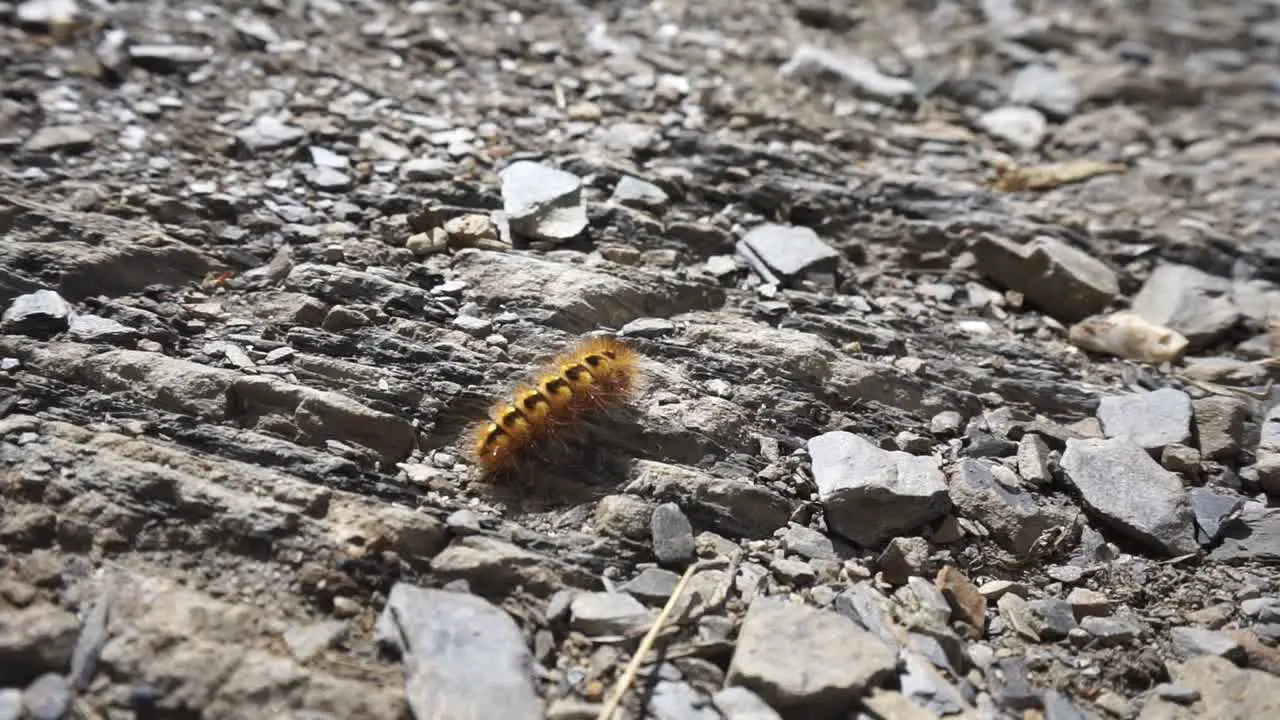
3,0,1280,718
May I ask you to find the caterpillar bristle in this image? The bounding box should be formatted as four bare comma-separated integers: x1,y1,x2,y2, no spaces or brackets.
468,335,641,478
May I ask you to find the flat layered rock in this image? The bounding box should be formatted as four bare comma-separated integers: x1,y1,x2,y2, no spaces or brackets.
1139,656,1280,719
376,584,541,720
726,597,897,717
971,234,1119,323
947,458,1065,555
1131,264,1241,350
1060,438,1198,556
809,431,952,547
1096,388,1194,452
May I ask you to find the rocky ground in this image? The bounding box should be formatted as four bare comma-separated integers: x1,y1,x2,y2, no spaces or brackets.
3,0,1280,718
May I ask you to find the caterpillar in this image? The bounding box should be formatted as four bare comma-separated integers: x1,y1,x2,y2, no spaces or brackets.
469,335,642,477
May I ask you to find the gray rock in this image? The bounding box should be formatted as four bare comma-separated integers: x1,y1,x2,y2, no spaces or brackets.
305,166,353,192
979,0,1022,23
569,592,653,636
1067,588,1111,618
991,656,1039,711
962,431,1017,458
619,317,677,338
598,122,658,154
544,591,573,625
1260,404,1280,454
931,410,965,436
894,430,933,455
1257,454,1280,498
1252,623,1280,642
500,161,587,241
1131,264,1241,350
1027,598,1078,639
1047,565,1084,584
1232,278,1280,324
69,592,110,691
235,115,307,153
1010,64,1081,118
971,234,1119,323
642,392,755,462
284,263,431,314
1060,438,1198,556
1080,615,1140,646
901,577,953,628
649,680,720,720
1054,103,1150,146
1042,690,1093,720
948,458,1063,554
899,650,967,715
0,689,19,720
1192,396,1250,462
431,536,590,598
1212,504,1280,563
1096,388,1194,452
780,524,837,561
1153,683,1202,703
2,290,71,337
808,431,952,547
400,156,454,181
770,557,816,585
1162,444,1202,481
1182,356,1268,387
375,584,541,720
864,689,951,720
0,604,80,685
454,248,725,332
626,461,791,540
21,673,69,720
1187,487,1244,546
230,14,281,48
779,45,917,104
704,255,739,279
67,314,137,343
734,562,770,603
1141,657,1280,719
308,145,348,169
651,503,697,566
712,686,783,720
16,0,80,27
978,106,1048,150
23,125,96,153
876,536,931,584
737,223,840,283
835,582,905,649
1169,627,1245,662
725,597,897,716
1017,433,1054,487
621,567,681,604
442,507,478,535
1241,597,1280,621
283,620,348,663
611,176,669,210
594,495,656,541
906,634,966,690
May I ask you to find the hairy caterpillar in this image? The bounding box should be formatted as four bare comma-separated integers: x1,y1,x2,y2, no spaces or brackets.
469,335,642,477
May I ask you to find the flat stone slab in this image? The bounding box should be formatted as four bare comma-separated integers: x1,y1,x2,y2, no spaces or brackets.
808,431,952,547
376,584,542,720
1060,437,1198,556
726,596,897,716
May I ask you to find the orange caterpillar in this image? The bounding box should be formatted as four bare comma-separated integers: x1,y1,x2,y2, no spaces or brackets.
470,335,641,476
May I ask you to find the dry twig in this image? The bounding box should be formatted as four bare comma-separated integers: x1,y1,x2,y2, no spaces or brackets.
596,562,699,720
